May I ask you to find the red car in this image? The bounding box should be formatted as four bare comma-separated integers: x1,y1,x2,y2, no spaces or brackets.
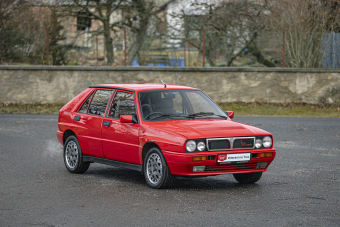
57,83,276,189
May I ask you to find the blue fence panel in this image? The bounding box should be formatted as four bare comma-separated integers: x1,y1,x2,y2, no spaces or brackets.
131,57,185,67
322,32,340,68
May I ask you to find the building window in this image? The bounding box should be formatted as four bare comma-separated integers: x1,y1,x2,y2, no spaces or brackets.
77,12,91,31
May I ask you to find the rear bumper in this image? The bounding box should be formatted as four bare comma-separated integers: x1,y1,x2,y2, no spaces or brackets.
163,148,276,176
56,130,64,146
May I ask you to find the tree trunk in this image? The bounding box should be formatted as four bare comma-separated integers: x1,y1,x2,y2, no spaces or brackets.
127,19,148,65
248,43,276,67
103,21,114,65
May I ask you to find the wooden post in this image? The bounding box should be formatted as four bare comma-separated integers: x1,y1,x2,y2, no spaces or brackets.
188,43,190,66
46,27,49,65
96,34,98,66
202,28,205,67
283,29,285,68
184,38,186,67
124,28,127,66
104,35,106,65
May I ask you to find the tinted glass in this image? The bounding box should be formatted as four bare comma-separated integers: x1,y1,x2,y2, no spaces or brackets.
87,90,113,116
78,92,94,113
109,92,136,119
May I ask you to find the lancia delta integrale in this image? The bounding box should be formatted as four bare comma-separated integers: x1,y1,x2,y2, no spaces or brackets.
57,83,276,189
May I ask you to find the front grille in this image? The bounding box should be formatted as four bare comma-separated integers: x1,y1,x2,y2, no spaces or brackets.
233,138,254,149
204,162,257,172
207,137,255,151
208,139,230,150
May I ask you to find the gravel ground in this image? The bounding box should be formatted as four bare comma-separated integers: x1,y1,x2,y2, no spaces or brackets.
0,115,339,227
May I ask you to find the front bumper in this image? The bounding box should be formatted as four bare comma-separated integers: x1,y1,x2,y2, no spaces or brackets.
163,148,276,176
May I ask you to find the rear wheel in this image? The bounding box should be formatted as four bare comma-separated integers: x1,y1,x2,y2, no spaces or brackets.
143,147,174,189
233,172,262,184
63,135,90,174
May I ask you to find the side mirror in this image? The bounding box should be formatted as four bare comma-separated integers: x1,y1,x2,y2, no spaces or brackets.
120,115,138,124
226,111,234,119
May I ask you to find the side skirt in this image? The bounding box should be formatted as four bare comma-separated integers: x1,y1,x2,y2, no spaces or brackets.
83,156,142,172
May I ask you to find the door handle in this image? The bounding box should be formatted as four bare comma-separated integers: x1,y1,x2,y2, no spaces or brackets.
103,121,111,127
74,115,80,121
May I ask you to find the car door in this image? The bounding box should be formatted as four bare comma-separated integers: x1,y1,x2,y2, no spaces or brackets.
73,89,114,158
102,90,140,164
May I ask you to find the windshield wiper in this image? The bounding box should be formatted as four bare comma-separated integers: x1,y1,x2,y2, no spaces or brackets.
149,114,184,120
187,112,228,119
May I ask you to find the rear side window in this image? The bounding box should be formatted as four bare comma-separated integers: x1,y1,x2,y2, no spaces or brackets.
78,92,94,113
87,90,113,116
109,91,136,119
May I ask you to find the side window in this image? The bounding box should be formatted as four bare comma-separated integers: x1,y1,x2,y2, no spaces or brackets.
78,92,94,113
109,91,136,119
87,90,113,116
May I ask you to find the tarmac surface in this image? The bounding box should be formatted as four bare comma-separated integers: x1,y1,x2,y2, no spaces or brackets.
0,115,339,227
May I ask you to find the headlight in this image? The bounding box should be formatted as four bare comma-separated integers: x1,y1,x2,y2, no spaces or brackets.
255,139,262,148
197,142,206,151
263,136,272,148
186,140,196,152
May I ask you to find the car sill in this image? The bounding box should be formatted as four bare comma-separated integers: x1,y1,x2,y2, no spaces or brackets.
83,156,142,172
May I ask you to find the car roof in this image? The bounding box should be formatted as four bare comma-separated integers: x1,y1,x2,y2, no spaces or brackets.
90,83,199,92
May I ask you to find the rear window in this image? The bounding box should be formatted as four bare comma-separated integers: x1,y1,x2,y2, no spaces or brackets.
78,92,94,113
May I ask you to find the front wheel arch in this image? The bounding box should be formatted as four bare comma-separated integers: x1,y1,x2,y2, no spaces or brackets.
142,142,161,164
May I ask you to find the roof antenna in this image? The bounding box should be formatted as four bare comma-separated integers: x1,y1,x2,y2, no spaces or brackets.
161,79,166,88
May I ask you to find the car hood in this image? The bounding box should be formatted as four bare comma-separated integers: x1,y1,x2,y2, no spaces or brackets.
147,119,271,139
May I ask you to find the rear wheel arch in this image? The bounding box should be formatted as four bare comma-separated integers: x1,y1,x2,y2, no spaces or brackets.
63,130,77,145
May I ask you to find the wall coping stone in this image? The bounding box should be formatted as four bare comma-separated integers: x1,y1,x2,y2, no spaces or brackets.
1,65,340,73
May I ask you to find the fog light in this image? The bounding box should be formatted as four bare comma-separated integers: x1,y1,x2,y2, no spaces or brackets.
260,152,273,158
193,156,206,162
193,166,205,172
256,162,268,169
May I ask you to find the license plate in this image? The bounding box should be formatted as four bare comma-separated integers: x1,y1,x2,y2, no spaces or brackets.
218,153,251,163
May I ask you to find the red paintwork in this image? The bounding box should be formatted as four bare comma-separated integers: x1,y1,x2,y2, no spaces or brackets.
57,83,276,176
227,111,234,119
120,115,133,123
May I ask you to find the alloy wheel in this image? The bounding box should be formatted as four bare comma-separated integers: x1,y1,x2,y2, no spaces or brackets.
146,153,163,184
65,141,78,169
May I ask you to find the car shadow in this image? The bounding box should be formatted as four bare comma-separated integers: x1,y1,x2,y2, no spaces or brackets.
84,165,262,191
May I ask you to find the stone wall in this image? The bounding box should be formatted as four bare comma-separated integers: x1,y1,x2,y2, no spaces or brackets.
1,65,340,104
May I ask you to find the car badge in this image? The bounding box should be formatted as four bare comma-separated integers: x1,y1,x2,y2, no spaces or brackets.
219,155,227,161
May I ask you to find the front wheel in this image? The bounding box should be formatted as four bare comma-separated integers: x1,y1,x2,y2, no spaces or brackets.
63,135,90,174
233,172,262,184
143,147,174,189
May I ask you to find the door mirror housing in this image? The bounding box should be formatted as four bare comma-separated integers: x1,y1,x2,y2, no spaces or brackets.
120,115,138,124
226,111,234,119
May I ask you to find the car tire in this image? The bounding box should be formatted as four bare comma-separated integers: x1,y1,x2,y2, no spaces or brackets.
233,172,262,184
143,147,174,189
63,135,90,174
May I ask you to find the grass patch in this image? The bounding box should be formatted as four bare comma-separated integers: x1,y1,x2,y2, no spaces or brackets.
0,103,65,115
218,102,340,118
0,102,339,117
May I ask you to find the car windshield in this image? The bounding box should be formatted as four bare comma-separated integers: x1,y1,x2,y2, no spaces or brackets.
139,89,227,121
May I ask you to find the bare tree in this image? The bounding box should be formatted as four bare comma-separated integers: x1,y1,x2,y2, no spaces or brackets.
0,0,52,63
169,0,271,67
57,0,124,65
269,0,340,68
56,0,157,65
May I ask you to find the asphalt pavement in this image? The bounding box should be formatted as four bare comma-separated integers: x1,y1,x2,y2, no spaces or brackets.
0,115,339,227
